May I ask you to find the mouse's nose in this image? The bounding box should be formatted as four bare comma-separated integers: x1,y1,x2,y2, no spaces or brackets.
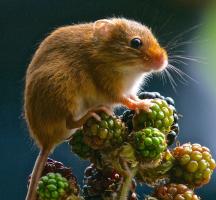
146,46,168,71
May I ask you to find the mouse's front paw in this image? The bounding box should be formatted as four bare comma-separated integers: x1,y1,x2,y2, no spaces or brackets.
121,96,152,112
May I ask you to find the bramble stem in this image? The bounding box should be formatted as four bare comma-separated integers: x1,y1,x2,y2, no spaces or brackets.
119,166,138,200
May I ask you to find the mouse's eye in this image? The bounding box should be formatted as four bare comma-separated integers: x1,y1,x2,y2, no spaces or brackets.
130,38,142,49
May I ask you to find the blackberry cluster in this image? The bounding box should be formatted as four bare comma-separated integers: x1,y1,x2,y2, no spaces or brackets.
83,112,126,149
83,164,137,200
121,92,180,146
151,183,200,200
25,88,216,200
132,127,167,160
61,91,214,200
37,173,69,200
171,143,216,187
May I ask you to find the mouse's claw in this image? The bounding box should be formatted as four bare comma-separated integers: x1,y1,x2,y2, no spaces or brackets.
134,99,153,112
89,112,101,121
92,105,113,116
66,111,101,129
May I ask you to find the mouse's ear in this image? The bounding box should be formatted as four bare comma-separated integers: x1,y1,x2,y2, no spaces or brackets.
93,19,115,37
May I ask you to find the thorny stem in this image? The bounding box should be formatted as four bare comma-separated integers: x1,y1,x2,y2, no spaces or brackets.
118,164,138,200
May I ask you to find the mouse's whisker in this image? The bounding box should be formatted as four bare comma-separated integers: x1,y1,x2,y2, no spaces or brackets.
167,50,185,55
167,64,189,85
169,55,206,64
165,24,202,49
168,63,197,84
156,15,174,35
169,58,189,66
164,68,177,92
166,36,206,50
154,71,166,86
172,54,206,61
166,40,197,51
161,70,167,86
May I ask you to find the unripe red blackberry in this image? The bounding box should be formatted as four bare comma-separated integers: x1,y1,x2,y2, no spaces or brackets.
133,99,174,134
151,183,200,200
132,127,167,161
171,143,216,187
83,112,126,150
69,129,94,159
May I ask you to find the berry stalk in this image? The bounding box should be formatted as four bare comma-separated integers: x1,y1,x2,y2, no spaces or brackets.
119,166,138,200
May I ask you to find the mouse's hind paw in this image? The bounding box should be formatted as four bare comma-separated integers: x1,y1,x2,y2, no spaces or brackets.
66,105,113,129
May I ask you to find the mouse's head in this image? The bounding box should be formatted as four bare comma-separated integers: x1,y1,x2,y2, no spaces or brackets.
92,18,168,74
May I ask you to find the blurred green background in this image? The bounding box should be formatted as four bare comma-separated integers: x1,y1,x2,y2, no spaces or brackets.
0,0,216,199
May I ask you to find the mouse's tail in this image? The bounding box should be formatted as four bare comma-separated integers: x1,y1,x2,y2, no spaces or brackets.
25,148,50,200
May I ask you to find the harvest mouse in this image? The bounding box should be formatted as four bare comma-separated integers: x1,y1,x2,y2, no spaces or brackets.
24,18,168,200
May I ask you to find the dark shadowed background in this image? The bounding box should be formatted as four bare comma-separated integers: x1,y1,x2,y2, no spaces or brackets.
0,0,216,199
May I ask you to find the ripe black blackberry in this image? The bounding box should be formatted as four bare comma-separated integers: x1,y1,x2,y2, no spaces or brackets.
167,114,180,146
121,109,135,133
83,164,137,200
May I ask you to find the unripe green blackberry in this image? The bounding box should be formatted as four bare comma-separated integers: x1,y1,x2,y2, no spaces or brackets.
69,129,94,159
171,143,216,187
122,92,180,146
139,92,180,146
42,158,77,182
132,127,167,161
152,183,200,200
37,173,70,200
28,158,79,198
137,150,174,187
133,99,174,134
83,112,126,149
